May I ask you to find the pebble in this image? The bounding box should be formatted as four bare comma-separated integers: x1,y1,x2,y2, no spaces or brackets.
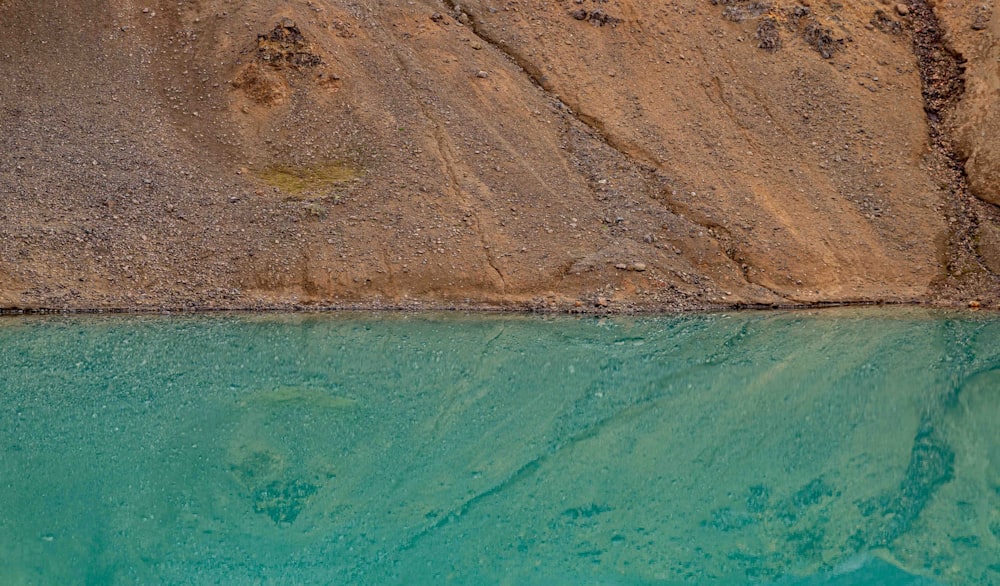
476,70,489,78
895,3,909,16
631,262,647,272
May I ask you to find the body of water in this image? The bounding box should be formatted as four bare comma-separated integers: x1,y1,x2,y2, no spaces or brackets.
1,309,998,584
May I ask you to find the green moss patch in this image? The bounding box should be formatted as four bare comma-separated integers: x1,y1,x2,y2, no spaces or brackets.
257,162,361,198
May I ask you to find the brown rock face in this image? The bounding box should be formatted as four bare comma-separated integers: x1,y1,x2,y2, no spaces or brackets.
927,0,1000,304
0,0,994,311
950,6,1000,206
978,222,1000,275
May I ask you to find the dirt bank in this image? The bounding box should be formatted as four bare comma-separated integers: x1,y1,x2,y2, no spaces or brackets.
1,0,998,312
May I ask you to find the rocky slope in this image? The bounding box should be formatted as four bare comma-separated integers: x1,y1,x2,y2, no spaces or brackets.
1,0,997,311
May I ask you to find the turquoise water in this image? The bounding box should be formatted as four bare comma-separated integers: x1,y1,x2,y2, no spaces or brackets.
1,309,998,585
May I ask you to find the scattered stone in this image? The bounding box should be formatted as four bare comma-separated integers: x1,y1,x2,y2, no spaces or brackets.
615,263,628,270
475,70,489,78
789,5,811,19
587,10,621,26
871,9,903,34
971,6,991,30
569,7,621,26
631,262,647,272
800,21,843,59
430,12,444,22
969,300,981,309
595,297,609,307
756,16,781,52
715,2,842,57
718,1,770,23
895,3,909,16
255,19,322,68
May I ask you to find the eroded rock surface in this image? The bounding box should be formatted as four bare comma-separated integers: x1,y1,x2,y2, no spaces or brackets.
0,0,997,311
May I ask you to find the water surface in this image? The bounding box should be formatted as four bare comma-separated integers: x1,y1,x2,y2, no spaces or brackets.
1,309,998,584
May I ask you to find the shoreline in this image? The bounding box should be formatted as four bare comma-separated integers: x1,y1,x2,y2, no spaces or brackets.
0,297,990,317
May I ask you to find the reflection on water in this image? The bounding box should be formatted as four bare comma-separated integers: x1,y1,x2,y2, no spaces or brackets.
0,309,998,585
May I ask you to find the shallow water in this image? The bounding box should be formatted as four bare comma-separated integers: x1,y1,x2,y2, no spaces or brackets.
1,308,998,585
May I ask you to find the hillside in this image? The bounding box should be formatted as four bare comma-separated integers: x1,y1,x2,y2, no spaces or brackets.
1,0,998,311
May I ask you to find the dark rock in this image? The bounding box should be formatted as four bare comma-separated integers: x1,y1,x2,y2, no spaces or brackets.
588,10,622,26
719,1,771,23
971,6,991,30
872,9,903,34
756,16,782,51
800,21,843,58
257,19,322,68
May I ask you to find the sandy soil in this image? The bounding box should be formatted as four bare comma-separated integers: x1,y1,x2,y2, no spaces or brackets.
0,0,998,312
